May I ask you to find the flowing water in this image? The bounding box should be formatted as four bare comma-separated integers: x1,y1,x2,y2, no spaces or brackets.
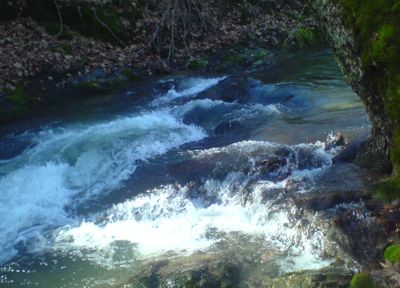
0,49,372,287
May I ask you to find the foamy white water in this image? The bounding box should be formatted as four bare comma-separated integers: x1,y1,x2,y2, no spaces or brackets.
53,141,335,271
0,111,206,265
0,51,372,288
153,77,226,105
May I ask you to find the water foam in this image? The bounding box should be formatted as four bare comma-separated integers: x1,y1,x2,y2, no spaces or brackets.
53,141,334,271
0,111,206,265
170,100,281,122
152,77,226,105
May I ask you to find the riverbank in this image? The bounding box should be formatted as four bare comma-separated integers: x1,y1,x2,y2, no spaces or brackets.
0,0,321,123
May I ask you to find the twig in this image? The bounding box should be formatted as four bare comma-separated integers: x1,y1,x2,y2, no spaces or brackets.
168,0,179,63
54,0,63,37
92,8,125,46
75,0,82,19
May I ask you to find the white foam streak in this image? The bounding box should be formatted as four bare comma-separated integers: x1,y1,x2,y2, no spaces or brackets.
153,77,226,105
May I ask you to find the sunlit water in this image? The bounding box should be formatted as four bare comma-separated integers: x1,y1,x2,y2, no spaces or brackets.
0,50,371,287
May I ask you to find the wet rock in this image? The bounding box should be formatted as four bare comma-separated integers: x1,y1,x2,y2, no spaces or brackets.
253,156,287,175
126,259,241,288
383,210,400,233
260,188,285,201
309,163,374,193
325,132,346,152
290,190,368,211
264,269,352,288
117,235,282,288
329,207,388,266
213,48,273,73
195,76,251,103
332,139,364,164
297,148,329,170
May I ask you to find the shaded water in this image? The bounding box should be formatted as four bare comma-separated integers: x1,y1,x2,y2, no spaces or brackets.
0,49,372,287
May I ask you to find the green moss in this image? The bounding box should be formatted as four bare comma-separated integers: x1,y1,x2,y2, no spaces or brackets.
78,81,110,95
3,86,33,120
336,0,400,174
384,244,400,264
122,67,142,81
219,48,270,70
374,177,400,201
187,58,209,70
5,86,30,107
61,43,73,55
350,272,376,288
371,24,396,63
77,77,131,95
293,27,320,48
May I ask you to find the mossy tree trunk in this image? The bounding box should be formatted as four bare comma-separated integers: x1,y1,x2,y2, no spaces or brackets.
310,0,400,176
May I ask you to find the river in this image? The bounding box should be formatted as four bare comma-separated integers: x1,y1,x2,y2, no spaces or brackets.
0,49,373,287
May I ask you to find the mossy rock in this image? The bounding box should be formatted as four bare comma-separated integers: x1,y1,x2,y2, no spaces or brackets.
350,272,376,288
122,68,141,81
77,81,111,95
374,177,400,201
0,85,35,123
76,76,133,95
336,0,400,174
5,86,32,113
218,48,271,71
384,244,400,264
187,58,209,70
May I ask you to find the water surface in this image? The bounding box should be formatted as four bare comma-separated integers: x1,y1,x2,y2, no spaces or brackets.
0,49,372,287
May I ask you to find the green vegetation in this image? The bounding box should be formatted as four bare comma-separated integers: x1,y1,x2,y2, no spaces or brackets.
293,27,320,48
24,0,140,45
375,177,400,201
350,272,376,288
336,0,400,194
77,81,112,95
61,43,73,55
5,86,31,109
187,57,209,70
122,67,141,81
77,76,134,95
218,48,270,71
384,244,400,264
1,85,33,122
